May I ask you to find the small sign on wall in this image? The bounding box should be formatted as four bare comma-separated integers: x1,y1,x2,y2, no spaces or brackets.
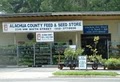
69,45,76,51
83,25,108,34
78,56,87,70
36,32,54,42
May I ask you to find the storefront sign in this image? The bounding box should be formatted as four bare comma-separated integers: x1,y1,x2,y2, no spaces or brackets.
2,21,83,32
83,25,108,34
36,32,54,42
78,56,87,69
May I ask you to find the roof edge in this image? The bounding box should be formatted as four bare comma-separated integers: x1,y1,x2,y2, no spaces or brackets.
0,11,120,18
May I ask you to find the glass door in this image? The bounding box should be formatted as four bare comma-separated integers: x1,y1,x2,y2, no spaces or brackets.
81,34,111,59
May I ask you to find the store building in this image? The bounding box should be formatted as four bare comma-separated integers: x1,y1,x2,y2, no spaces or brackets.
0,11,120,66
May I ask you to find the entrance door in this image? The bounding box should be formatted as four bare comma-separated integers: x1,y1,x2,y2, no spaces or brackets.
81,34,111,59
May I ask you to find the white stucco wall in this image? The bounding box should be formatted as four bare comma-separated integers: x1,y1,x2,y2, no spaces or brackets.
0,23,14,46
54,31,82,47
0,22,36,46
15,33,35,44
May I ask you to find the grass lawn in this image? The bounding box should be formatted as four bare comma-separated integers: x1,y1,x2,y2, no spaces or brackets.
53,71,118,76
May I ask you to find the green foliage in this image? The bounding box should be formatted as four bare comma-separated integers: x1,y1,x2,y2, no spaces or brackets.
0,0,120,13
105,58,120,69
64,48,75,59
53,71,118,76
40,0,53,11
86,36,100,56
88,55,102,62
64,47,84,59
0,0,44,13
75,47,84,57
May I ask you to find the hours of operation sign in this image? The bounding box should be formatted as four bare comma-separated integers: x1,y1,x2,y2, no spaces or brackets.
36,32,54,42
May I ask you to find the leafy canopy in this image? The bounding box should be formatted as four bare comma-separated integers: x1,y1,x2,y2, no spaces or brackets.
0,0,120,13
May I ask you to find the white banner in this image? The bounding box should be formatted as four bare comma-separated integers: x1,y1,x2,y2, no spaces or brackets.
36,32,54,42
78,56,87,70
2,21,83,32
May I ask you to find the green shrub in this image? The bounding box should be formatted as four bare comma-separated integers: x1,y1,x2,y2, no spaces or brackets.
64,48,75,59
64,47,84,59
88,55,103,63
105,58,120,70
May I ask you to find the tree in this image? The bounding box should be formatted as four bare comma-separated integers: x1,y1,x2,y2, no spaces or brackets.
106,0,120,11
0,0,44,13
0,0,120,13
40,0,53,12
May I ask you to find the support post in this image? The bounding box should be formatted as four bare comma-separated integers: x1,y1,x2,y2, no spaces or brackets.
14,33,16,45
16,45,19,65
33,44,36,66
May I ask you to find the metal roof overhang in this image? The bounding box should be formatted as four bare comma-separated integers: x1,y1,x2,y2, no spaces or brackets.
0,11,120,22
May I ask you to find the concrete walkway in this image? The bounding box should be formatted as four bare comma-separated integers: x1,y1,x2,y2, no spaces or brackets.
0,68,58,79
0,67,120,79
0,72,53,79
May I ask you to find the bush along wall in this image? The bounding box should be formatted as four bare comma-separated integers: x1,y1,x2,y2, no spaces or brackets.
105,58,120,70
